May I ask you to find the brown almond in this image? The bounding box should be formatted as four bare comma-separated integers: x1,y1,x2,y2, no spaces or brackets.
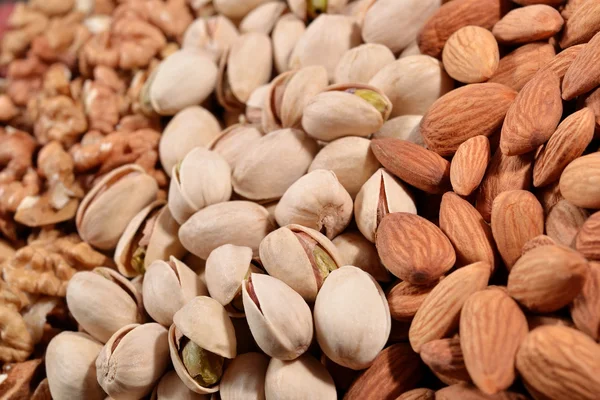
538,43,585,83
562,31,600,100
387,280,438,321
396,388,435,400
376,212,456,285
436,383,530,400
546,199,589,247
583,87,600,132
420,336,470,384
492,5,564,44
575,210,600,260
450,136,490,196
442,26,499,84
489,42,556,91
420,83,517,156
513,0,566,5
571,261,600,340
521,234,557,256
560,152,600,208
559,0,600,48
534,180,564,215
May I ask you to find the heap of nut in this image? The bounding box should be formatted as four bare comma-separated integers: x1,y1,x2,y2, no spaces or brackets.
0,0,599,398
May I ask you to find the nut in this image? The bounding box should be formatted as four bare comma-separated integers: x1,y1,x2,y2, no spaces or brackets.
264,354,336,399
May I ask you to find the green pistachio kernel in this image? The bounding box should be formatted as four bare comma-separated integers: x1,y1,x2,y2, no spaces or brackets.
350,89,389,118
131,247,146,274
182,340,224,387
307,0,327,20
313,246,337,280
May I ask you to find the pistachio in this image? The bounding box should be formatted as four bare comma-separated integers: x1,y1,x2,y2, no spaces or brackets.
242,273,313,359
152,370,208,400
240,2,288,35
272,14,306,74
220,352,269,400
373,115,424,145
334,43,395,85
332,231,391,282
213,0,273,20
182,16,239,63
209,124,263,170
341,0,376,27
288,0,348,21
182,339,224,386
245,85,271,125
314,266,391,370
399,40,422,58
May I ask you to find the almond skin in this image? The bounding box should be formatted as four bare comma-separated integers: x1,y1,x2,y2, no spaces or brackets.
507,245,588,312
420,83,517,156
545,199,589,247
442,26,499,84
420,336,470,384
436,383,529,400
450,136,490,196
559,0,600,48
560,152,600,209
492,5,564,45
583,87,600,132
571,261,600,340
489,42,556,91
562,31,600,100
370,138,451,194
538,43,584,83
460,288,528,395
491,190,544,270
409,261,491,353
521,234,557,256
535,180,564,215
516,326,600,400
396,388,435,400
575,210,600,260
387,280,438,321
376,212,456,285
500,69,563,156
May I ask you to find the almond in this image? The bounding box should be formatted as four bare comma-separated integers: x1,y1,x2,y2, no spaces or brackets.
442,26,499,84
507,244,588,312
370,138,451,194
387,280,438,321
516,326,600,400
491,190,544,269
420,83,517,156
460,288,528,394
500,70,563,156
436,383,529,400
534,180,564,215
439,192,496,269
450,136,490,196
526,314,575,331
513,0,567,5
521,234,557,256
533,107,595,187
420,336,470,384
561,0,587,22
492,5,564,44
575,210,600,260
571,261,600,340
562,31,600,100
538,43,584,83
560,152,600,208
546,199,589,246
583,87,600,132
396,388,435,400
409,261,491,353
559,0,600,48
489,42,556,91
376,212,456,285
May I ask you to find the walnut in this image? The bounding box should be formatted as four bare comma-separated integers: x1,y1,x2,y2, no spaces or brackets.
0,96,19,122
146,0,193,42
82,67,129,134
112,18,167,70
31,95,87,147
29,0,76,17
0,5,49,65
6,56,47,107
0,306,34,363
0,358,44,399
41,63,71,97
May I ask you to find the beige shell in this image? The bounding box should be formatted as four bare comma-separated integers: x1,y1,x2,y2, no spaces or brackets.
240,2,287,34
272,14,306,74
264,354,336,400
245,85,271,125
168,147,232,225
314,266,391,370
149,49,218,116
369,55,453,118
399,40,422,58
46,332,105,400
373,115,424,145
179,201,275,259
259,224,344,302
219,352,269,400
66,268,144,343
213,0,272,20
332,231,391,282
96,323,170,399
209,124,264,170
334,44,395,85
242,273,313,360
182,16,239,63
232,128,318,201
159,106,222,177
274,170,353,239
354,168,417,242
288,0,349,21
143,257,208,326
115,201,186,278
309,136,381,198
289,14,361,80
152,371,210,400
342,0,377,27
76,164,158,250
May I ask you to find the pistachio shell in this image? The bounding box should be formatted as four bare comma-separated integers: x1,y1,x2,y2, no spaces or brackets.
288,0,349,21
46,332,105,400
219,352,269,400
66,268,144,343
182,16,239,63
205,244,254,310
153,371,209,400
76,164,158,250
373,115,424,145
354,168,417,242
264,354,336,400
342,0,376,27
242,273,313,360
159,106,222,177
245,85,271,125
209,124,263,170
240,2,287,34
314,265,391,370
399,40,422,58
213,0,273,20
96,323,170,400
334,44,395,85
332,231,391,282
272,14,306,74
370,55,453,118
143,257,208,326
180,201,275,259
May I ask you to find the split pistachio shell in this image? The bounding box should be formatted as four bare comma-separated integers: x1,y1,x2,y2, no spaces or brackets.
334,43,395,84
232,128,318,201
148,49,218,116
289,14,361,79
245,85,271,125
354,168,417,242
373,115,424,145
314,265,391,370
209,124,263,170
275,170,353,239
399,40,422,58
309,136,381,198
264,354,336,400
46,332,105,400
159,106,222,177
213,0,272,20
240,2,287,34
96,323,170,400
152,371,210,400
242,273,313,359
143,257,208,326
168,147,232,225
180,201,275,259
182,16,239,63
219,352,269,400
76,164,158,250
370,55,453,118
288,0,349,21
66,267,144,343
302,83,392,141
342,0,376,27
272,14,306,74
259,224,344,302
332,231,390,282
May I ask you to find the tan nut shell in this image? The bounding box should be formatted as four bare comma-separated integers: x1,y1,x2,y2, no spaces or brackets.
213,0,272,20
272,14,305,74
245,84,271,125
354,168,417,243
152,371,209,400
182,16,239,63
209,124,263,170
275,170,353,239
287,0,348,21
373,115,424,146
66,268,144,343
46,332,105,400
314,265,391,370
264,354,336,400
159,106,222,177
332,231,391,282
242,273,313,360
334,43,395,85
143,257,208,327
240,2,287,34
219,352,269,400
76,164,158,250
205,244,253,310
96,323,170,400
